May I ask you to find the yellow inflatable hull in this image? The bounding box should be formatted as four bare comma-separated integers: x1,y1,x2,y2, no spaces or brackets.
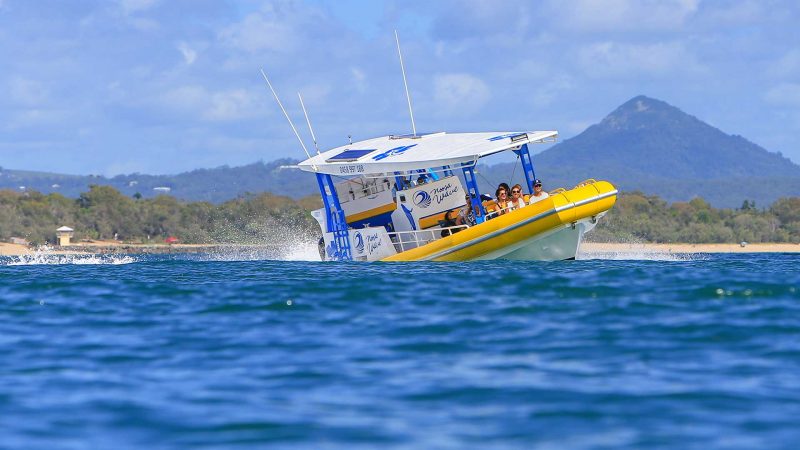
382,180,618,262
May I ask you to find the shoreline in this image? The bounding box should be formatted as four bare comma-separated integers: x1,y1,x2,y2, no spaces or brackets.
581,242,800,254
0,242,284,257
2,241,799,257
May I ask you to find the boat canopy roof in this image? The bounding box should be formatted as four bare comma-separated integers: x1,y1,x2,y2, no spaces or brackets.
297,130,557,176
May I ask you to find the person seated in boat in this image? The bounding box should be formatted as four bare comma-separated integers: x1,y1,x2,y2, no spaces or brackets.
440,209,459,237
495,186,510,215
509,184,526,210
498,183,511,199
457,194,478,227
528,179,549,205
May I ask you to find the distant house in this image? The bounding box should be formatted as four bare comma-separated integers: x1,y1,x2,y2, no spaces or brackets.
56,226,74,246
129,181,138,187
10,237,28,245
153,186,171,193
51,184,60,189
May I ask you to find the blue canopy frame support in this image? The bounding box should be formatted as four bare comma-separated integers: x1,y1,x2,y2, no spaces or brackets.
461,166,486,224
315,173,352,261
393,172,407,192
514,144,537,194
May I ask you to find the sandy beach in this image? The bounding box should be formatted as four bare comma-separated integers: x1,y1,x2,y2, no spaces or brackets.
0,243,34,256
581,242,800,254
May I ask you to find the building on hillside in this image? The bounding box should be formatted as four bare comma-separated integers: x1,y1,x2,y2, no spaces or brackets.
153,186,171,193
56,226,74,246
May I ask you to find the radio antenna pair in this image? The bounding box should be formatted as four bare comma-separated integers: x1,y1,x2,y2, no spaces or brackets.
259,68,320,159
260,30,419,160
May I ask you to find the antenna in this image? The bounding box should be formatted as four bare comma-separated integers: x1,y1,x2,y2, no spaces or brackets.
395,30,417,137
259,68,312,160
297,92,320,155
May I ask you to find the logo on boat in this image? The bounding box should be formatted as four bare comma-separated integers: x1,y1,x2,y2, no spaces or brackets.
372,144,418,161
413,190,432,208
354,232,365,254
366,233,382,255
430,182,459,205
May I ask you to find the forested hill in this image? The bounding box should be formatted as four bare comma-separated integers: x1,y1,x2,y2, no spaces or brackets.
3,96,799,207
0,159,318,203
530,95,800,207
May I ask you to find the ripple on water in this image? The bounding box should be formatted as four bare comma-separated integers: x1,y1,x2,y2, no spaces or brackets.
0,253,799,448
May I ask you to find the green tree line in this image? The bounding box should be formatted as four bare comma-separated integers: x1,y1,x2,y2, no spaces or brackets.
2,186,799,245
592,192,800,243
0,185,320,245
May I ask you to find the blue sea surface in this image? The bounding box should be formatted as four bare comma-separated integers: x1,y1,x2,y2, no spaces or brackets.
1,252,799,449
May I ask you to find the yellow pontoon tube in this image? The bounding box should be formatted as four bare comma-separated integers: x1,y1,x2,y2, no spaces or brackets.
382,180,617,262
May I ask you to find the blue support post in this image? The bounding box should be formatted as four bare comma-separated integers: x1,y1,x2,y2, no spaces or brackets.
315,173,352,261
517,143,537,194
393,172,407,192
461,166,486,223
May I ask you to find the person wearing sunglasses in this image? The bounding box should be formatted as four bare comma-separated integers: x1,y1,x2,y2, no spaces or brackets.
528,179,549,205
495,186,510,216
509,184,526,210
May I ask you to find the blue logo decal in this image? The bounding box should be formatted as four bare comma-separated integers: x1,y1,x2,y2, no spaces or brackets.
372,144,418,161
400,204,417,230
413,190,432,208
354,232,365,254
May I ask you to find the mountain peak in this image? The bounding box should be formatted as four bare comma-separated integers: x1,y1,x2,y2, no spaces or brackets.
599,95,689,131
534,95,800,206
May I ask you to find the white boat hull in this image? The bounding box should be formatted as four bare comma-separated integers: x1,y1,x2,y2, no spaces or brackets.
477,218,595,261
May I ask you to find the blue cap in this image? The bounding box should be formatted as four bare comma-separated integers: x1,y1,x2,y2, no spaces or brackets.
534,179,543,186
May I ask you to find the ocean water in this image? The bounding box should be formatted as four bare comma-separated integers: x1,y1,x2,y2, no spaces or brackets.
1,251,799,449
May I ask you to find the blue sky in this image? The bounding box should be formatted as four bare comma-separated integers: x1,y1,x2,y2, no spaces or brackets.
1,0,799,175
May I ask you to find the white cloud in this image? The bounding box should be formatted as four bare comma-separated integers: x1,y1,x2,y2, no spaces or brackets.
120,0,158,15
219,8,297,53
556,0,699,32
162,85,261,121
577,41,704,77
8,77,48,106
128,17,159,32
532,76,574,107
206,89,255,121
177,42,197,65
769,49,800,78
564,119,595,135
764,83,800,107
433,73,490,115
350,67,366,92
699,0,764,26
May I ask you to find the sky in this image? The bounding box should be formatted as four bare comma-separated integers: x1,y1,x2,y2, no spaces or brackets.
1,0,799,175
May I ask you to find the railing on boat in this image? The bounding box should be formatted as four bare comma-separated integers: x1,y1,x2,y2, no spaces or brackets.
387,225,469,253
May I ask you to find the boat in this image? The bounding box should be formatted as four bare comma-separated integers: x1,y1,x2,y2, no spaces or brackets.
297,132,617,261
262,33,616,261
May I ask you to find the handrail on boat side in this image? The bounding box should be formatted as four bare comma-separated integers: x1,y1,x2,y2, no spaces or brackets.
387,225,469,253
574,179,597,188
